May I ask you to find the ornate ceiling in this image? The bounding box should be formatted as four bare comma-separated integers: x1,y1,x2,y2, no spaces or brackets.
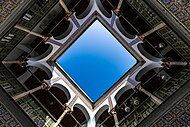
0,0,190,127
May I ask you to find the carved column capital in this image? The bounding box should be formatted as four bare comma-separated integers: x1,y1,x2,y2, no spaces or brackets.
41,82,50,90
110,108,117,115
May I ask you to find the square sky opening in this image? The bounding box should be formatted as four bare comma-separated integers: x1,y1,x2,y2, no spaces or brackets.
56,20,137,102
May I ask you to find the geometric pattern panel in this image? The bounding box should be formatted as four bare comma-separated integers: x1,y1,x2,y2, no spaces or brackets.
0,104,22,127
18,97,56,127
152,93,190,126
160,0,190,31
0,0,21,24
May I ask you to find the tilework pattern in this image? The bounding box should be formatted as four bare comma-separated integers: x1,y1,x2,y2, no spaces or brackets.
152,93,190,127
0,104,21,127
0,64,56,127
128,0,162,27
0,0,21,24
0,0,58,61
0,0,189,126
159,0,190,31
128,0,190,62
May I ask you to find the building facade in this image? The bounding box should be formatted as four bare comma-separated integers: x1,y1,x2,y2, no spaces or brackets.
0,0,190,127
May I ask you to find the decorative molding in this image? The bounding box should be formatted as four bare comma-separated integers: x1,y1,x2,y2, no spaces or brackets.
0,0,22,24
159,0,190,32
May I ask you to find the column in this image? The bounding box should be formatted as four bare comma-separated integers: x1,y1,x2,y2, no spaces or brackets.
114,0,124,15
53,106,71,127
13,83,48,100
2,60,27,67
137,85,163,105
139,22,166,40
59,0,72,16
162,59,188,69
2,60,22,64
111,109,119,127
53,96,78,127
14,25,48,40
163,61,188,66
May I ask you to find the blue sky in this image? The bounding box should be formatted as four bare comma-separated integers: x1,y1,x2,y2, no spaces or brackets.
57,20,136,102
